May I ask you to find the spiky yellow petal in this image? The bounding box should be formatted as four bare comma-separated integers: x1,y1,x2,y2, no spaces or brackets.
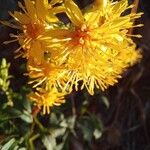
29,88,66,114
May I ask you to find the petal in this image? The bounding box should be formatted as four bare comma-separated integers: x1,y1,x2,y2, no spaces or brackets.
24,0,36,21
49,6,65,14
64,0,84,27
50,0,62,5
111,0,128,16
43,29,71,39
29,41,44,64
84,11,101,27
35,0,47,21
46,14,59,23
95,0,108,9
0,20,22,29
10,11,30,24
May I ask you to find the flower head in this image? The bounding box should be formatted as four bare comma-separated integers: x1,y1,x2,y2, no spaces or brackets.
50,0,143,94
2,0,65,64
29,87,66,114
2,0,143,113
27,61,67,90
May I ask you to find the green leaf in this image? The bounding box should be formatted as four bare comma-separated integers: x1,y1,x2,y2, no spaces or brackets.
50,113,61,125
101,96,110,109
50,127,66,138
22,97,31,113
42,135,56,150
78,117,94,142
93,129,102,139
18,148,27,150
20,110,33,123
1,138,16,150
0,108,22,122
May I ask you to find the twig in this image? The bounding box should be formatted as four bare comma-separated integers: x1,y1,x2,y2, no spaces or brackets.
29,134,40,150
128,0,140,35
131,0,140,14
34,116,47,132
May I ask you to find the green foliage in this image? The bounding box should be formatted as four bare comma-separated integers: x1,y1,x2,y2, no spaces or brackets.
0,58,105,150
0,58,12,106
0,58,10,91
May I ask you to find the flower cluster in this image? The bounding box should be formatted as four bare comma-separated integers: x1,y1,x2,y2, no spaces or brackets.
2,0,143,114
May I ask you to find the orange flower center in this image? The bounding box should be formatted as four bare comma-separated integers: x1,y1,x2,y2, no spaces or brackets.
26,22,44,39
71,24,90,46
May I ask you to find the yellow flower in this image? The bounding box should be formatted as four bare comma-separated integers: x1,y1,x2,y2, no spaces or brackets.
2,0,143,113
27,61,67,91
50,0,142,95
29,87,66,114
1,0,65,64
